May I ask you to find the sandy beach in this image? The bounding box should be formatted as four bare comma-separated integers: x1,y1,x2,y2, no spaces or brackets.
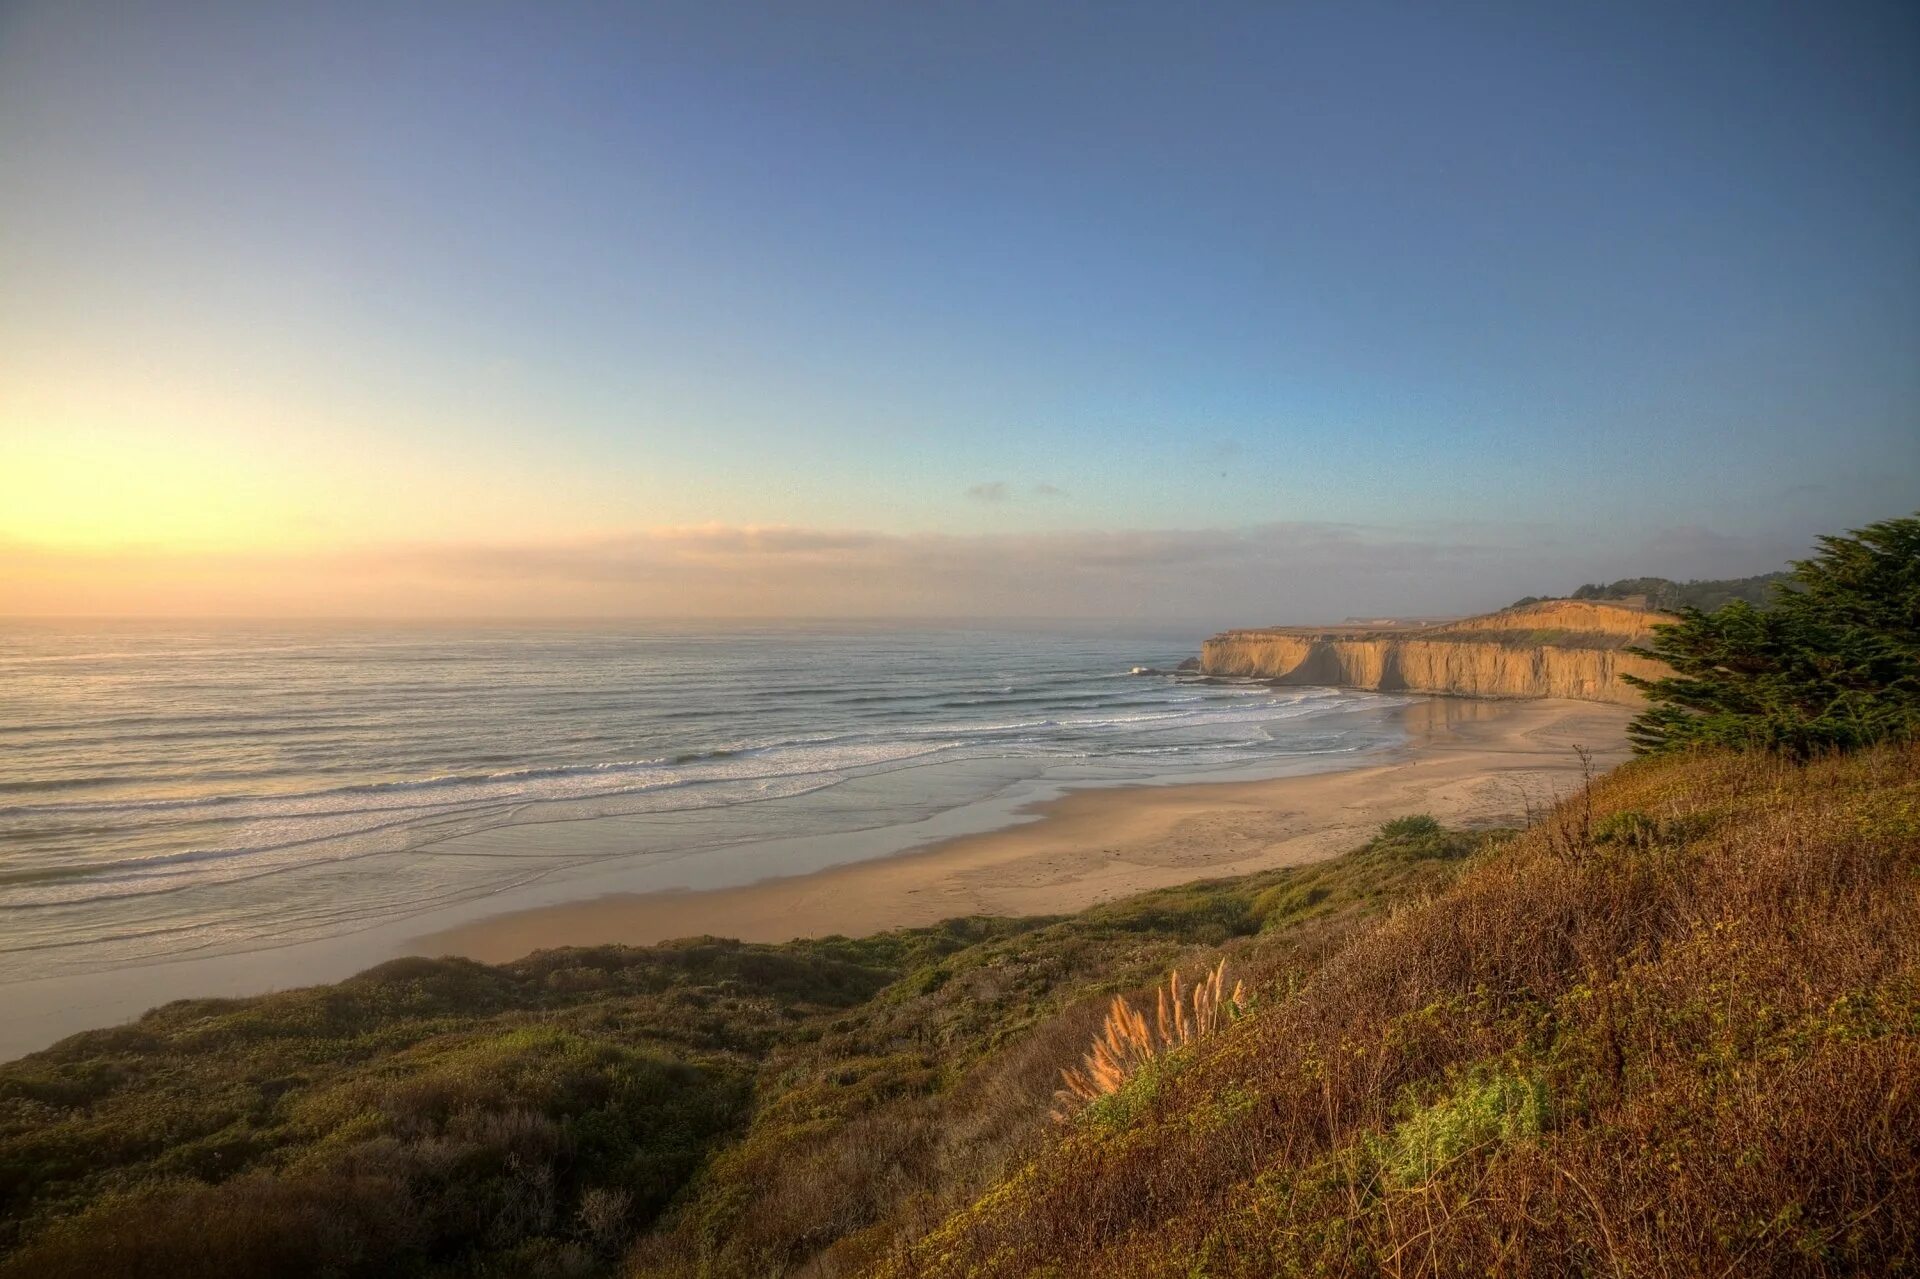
418,697,1635,962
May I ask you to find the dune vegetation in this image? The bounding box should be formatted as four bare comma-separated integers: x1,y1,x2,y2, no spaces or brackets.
888,742,1920,1278
0,816,1480,1278
3,741,1916,1277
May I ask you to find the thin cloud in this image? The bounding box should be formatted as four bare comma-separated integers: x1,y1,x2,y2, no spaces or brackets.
13,517,1825,621
967,480,1066,502
0,520,1542,620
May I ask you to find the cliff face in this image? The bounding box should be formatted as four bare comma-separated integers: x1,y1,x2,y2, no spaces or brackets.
1200,600,1671,705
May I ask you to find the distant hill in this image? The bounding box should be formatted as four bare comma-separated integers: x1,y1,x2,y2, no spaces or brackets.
1511,572,1789,613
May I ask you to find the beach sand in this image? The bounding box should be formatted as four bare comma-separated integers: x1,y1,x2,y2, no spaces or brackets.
417,697,1635,962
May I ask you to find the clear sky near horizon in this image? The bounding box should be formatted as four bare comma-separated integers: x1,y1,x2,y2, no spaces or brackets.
2,1,1915,622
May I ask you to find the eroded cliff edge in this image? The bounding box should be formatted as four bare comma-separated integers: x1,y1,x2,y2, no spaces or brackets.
1201,600,1672,705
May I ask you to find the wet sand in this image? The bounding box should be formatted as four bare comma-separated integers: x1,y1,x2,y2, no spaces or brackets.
417,697,1634,961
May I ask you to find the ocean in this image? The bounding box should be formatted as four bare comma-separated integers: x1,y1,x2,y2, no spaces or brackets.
0,621,1407,994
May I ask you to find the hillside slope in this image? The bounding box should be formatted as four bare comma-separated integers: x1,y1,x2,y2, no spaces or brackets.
0,820,1481,1279
5,746,1914,1277
890,743,1920,1277
1202,599,1673,704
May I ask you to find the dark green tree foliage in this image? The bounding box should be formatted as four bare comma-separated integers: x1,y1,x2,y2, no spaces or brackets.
1571,573,1789,611
1623,515,1920,755
1510,572,1788,612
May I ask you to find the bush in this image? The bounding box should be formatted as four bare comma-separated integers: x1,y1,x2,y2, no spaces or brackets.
1371,1066,1551,1188
1626,514,1920,755
1378,814,1443,840
889,742,1920,1278
1368,812,1477,861
0,818,1508,1279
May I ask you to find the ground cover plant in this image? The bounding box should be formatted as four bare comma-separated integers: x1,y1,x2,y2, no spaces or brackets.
6,745,1916,1277
885,742,1920,1278
0,819,1478,1278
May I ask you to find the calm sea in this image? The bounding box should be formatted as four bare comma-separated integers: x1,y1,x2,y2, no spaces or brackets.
0,621,1405,984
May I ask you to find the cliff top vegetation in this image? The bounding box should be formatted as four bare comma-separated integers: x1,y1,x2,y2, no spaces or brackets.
1511,571,1790,612
1213,598,1665,650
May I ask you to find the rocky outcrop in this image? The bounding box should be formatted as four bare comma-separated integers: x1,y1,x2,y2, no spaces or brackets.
1200,600,1671,705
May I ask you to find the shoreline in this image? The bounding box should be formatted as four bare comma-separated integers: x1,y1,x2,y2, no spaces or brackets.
0,695,1631,1063
0,690,1403,1061
416,697,1635,962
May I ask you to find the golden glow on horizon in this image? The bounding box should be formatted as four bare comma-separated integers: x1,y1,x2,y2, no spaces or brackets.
0,351,641,559
0,366,344,553
0,383,592,557
0,426,306,552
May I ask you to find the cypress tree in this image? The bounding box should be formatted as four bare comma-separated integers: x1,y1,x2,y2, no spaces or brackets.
1623,514,1920,755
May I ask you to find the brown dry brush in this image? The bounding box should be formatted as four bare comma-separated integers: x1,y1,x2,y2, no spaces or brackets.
1052,959,1245,1119
890,743,1920,1278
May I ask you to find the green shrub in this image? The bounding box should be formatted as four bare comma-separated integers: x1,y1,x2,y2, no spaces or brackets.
1368,813,1476,861
1372,1066,1551,1188
1627,513,1920,755
1378,813,1444,840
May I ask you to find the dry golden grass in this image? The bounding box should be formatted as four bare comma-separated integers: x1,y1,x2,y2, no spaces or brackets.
1053,960,1244,1119
887,743,1920,1278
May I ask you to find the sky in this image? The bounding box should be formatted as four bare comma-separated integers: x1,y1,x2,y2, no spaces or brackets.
1,0,1915,623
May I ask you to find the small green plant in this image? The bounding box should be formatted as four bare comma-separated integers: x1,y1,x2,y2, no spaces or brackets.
1374,1067,1551,1188
1370,813,1475,860
1593,808,1709,851
1593,809,1659,847
1379,814,1444,840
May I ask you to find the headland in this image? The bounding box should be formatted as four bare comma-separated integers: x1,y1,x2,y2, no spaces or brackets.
1200,598,1670,704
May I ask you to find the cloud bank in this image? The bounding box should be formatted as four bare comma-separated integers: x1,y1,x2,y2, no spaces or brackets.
0,518,1811,623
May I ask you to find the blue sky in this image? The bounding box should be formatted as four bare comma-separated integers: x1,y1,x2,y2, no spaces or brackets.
1,1,1914,618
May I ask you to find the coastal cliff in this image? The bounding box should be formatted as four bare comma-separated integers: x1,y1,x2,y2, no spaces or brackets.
1201,600,1671,705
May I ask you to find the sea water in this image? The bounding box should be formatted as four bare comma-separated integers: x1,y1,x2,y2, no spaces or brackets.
0,621,1406,991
